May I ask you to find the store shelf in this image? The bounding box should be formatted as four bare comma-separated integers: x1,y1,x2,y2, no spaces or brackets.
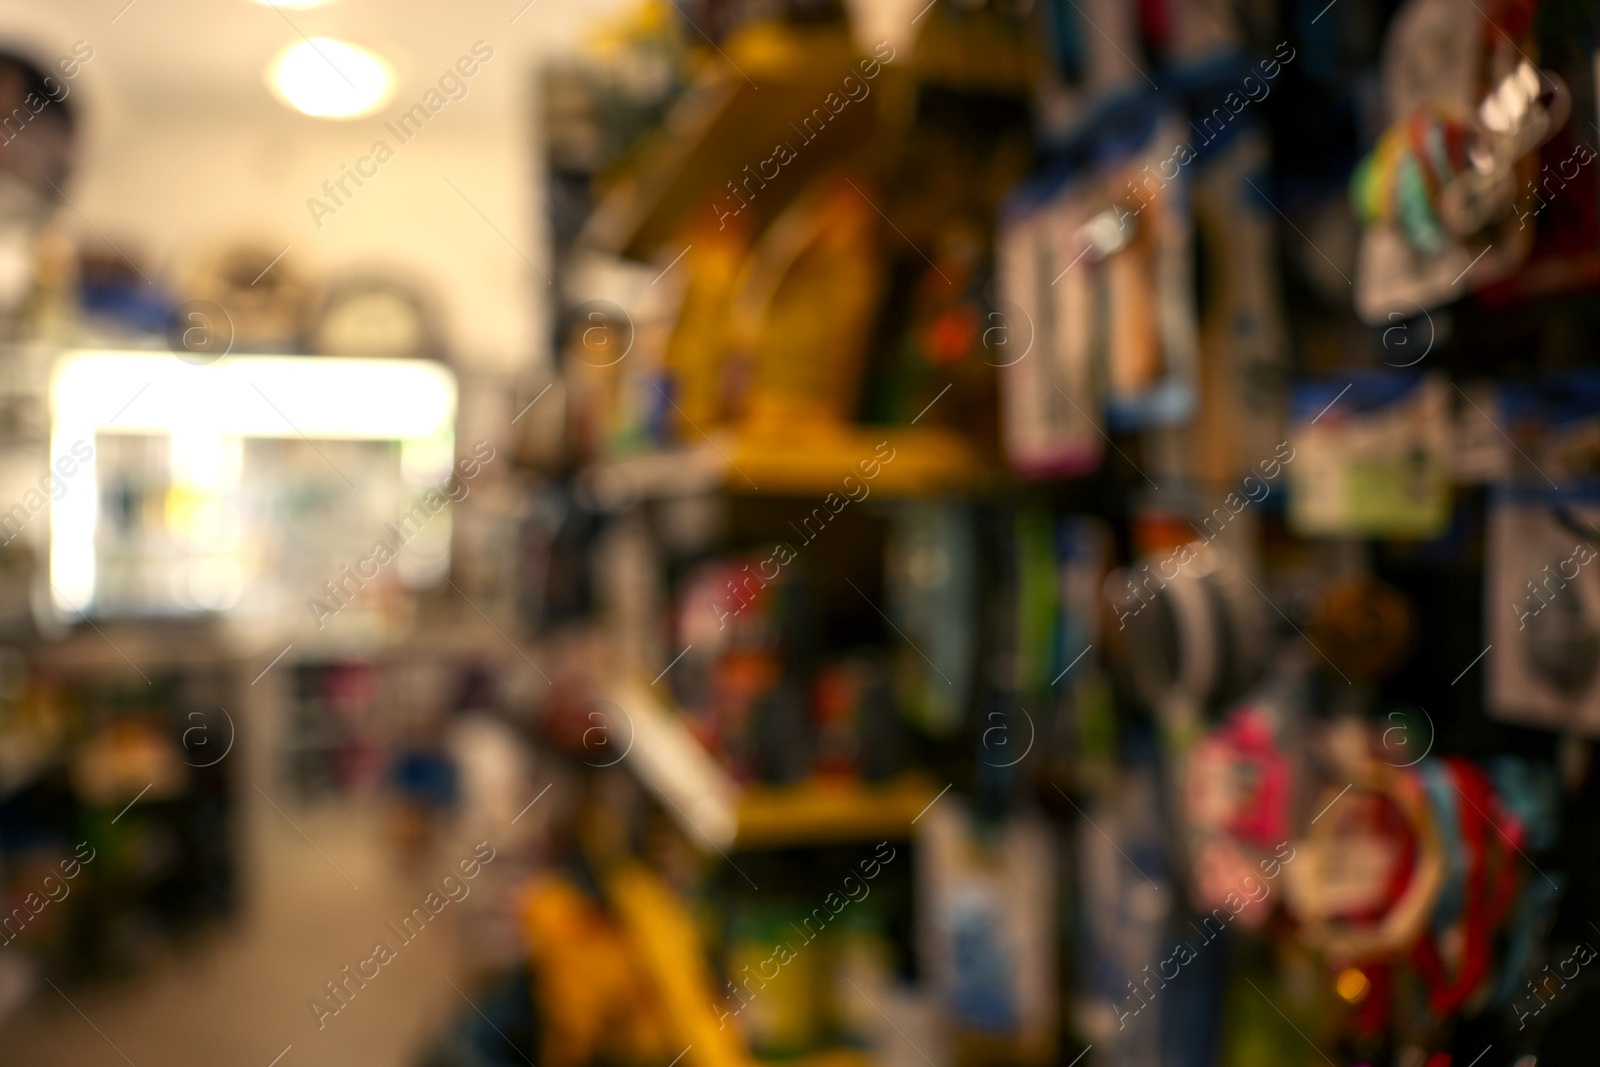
759,1049,875,1067
735,775,940,850
582,424,990,509
612,681,938,854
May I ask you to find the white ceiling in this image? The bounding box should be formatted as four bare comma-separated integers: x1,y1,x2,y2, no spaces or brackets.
0,0,641,127
0,0,645,371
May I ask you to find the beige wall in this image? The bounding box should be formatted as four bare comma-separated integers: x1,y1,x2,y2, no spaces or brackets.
0,0,645,373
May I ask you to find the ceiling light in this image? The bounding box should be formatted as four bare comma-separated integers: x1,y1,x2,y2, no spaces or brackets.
267,38,394,119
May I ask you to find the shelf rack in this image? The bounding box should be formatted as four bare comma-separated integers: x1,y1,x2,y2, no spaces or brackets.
735,774,941,851
610,679,939,854
581,423,991,509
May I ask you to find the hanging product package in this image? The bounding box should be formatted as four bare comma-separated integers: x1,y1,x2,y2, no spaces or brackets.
1351,0,1565,321
1111,528,1266,752
1485,487,1600,735
1180,660,1307,922
886,500,977,737
1286,728,1446,1049
1091,114,1200,432
1188,124,1289,485
1069,765,1171,1066
997,106,1199,476
1485,375,1600,732
1053,516,1118,791
995,170,1105,477
918,799,1057,1061
1287,373,1452,539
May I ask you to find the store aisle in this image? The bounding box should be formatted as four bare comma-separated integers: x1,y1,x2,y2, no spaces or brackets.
0,798,465,1067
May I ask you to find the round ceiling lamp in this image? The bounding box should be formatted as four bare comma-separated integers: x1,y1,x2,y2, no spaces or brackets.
267,37,394,119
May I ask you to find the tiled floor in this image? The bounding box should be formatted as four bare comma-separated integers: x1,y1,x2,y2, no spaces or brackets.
0,799,467,1067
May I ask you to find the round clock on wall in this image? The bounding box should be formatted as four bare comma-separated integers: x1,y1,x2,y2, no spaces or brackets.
308,275,443,360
